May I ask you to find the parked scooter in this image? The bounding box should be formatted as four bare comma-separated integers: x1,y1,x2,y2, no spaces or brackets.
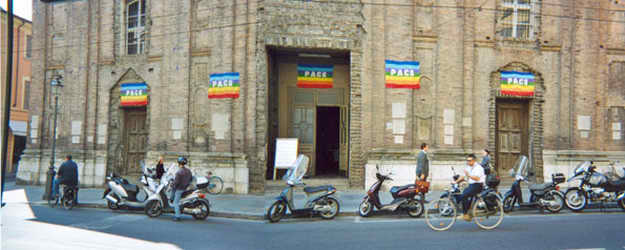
144,163,211,220
502,155,566,213
103,161,158,210
358,165,424,217
266,155,340,223
564,161,625,212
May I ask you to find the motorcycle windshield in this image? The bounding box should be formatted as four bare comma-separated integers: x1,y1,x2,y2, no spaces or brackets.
162,163,179,182
511,155,530,178
284,154,309,185
573,161,591,177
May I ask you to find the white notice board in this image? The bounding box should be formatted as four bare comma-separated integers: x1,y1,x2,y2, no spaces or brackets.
275,138,298,167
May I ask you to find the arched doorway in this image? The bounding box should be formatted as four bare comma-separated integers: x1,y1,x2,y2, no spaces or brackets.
107,69,150,175
489,62,545,181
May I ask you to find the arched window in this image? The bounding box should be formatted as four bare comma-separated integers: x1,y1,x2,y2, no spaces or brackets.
127,0,146,55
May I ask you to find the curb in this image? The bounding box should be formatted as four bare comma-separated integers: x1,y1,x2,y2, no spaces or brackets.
24,201,622,223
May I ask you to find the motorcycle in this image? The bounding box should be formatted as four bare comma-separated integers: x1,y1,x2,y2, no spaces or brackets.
143,163,211,220
502,155,565,213
358,165,424,217
266,155,340,223
564,161,625,212
103,161,158,210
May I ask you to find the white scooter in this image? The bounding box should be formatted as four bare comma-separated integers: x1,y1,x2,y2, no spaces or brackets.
102,161,159,210
143,161,211,220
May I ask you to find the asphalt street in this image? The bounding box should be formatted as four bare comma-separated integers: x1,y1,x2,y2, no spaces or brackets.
2,202,624,250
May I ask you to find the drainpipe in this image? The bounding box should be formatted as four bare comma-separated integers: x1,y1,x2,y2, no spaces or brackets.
13,22,25,108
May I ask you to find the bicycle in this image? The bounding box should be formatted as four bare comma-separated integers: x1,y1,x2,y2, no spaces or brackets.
48,184,78,210
424,171,504,231
206,172,224,195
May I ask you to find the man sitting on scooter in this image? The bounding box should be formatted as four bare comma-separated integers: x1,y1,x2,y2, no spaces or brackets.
172,156,192,221
453,154,485,221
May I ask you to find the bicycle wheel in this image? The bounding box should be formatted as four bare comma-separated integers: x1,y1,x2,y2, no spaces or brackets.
207,176,224,195
472,196,504,230
425,198,457,231
62,193,75,210
48,194,59,208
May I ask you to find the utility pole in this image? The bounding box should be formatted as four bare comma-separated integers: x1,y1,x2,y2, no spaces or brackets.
2,0,15,207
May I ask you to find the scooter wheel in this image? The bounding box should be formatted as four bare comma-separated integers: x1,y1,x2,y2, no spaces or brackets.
192,200,210,220
145,200,163,218
503,195,515,213
267,200,287,223
107,195,120,210
320,197,340,220
358,199,373,217
407,200,424,218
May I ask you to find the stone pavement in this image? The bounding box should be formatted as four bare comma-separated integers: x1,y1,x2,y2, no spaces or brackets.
3,181,617,221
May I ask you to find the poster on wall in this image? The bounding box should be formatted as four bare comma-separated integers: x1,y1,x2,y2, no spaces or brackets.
120,82,148,107
297,64,334,88
208,72,240,99
500,71,535,97
385,60,421,89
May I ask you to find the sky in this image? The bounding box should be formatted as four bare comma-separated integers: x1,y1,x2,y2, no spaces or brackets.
1,0,33,21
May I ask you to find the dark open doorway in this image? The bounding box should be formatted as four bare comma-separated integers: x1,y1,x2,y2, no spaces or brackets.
316,106,340,176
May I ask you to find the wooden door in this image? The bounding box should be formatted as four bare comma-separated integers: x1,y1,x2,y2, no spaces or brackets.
123,108,148,175
495,100,529,176
289,105,315,176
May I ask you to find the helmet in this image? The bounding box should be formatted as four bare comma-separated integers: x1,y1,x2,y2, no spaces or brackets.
177,156,188,165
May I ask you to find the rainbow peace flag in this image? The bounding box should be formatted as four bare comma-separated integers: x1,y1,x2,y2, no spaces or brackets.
297,64,333,88
120,83,148,107
385,60,420,89
208,72,240,99
500,71,535,97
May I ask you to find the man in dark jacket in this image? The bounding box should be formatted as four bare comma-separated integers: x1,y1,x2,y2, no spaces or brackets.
416,143,429,181
172,156,192,221
52,155,79,199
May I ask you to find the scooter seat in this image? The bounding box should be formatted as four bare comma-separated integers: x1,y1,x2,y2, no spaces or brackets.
392,184,416,191
303,185,333,193
122,183,139,193
529,183,552,191
181,189,195,198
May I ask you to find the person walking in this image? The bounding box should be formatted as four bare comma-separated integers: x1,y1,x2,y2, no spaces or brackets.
172,156,192,221
416,143,429,181
481,149,492,174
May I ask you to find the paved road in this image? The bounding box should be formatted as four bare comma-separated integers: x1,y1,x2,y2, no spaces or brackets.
3,201,625,250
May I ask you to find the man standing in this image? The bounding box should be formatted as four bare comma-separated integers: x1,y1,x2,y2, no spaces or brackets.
172,156,192,221
454,154,485,221
416,143,429,181
52,155,78,199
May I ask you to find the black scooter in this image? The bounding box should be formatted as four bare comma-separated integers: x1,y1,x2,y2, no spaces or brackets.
358,165,425,217
502,155,565,213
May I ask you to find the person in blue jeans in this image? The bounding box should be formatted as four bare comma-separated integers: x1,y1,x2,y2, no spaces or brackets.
453,154,485,221
52,155,79,200
172,156,192,221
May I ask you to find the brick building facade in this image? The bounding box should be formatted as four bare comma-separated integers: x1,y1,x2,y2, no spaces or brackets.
1,9,32,176
18,0,625,193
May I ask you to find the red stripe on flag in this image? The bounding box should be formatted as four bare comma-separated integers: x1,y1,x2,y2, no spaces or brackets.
385,83,420,89
208,93,240,99
297,82,333,88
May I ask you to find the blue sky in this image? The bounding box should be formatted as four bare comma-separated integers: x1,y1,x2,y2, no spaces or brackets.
1,1,33,21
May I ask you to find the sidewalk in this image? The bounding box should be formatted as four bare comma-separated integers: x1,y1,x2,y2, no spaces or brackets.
3,182,619,221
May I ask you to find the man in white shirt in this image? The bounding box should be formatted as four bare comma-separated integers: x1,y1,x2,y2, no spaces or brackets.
453,153,485,221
